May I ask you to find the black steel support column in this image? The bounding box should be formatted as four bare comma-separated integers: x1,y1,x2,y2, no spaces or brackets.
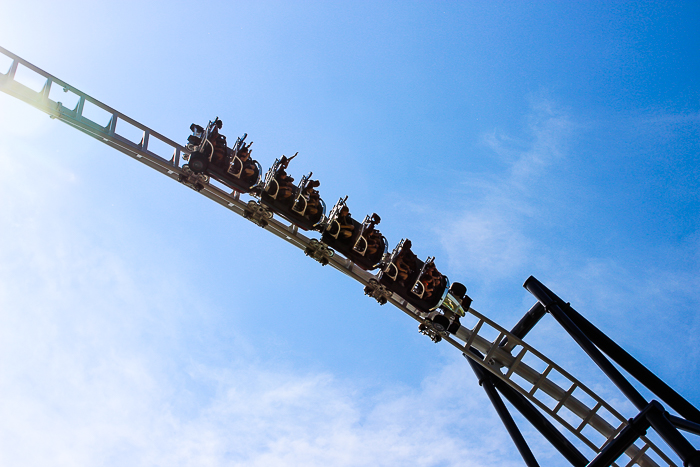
587,403,652,467
500,302,547,352
559,298,700,424
644,401,700,467
524,276,649,412
492,372,590,467
467,352,540,467
668,415,700,436
465,350,589,467
523,276,700,467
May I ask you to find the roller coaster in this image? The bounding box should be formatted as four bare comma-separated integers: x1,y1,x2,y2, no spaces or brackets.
1,46,698,467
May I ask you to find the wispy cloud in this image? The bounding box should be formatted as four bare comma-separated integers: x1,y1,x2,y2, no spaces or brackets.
145,361,511,467
431,98,700,436
0,238,517,467
3,90,696,467
434,98,574,280
0,111,523,467
0,232,516,466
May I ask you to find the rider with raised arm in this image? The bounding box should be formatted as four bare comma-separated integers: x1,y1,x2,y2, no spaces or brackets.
210,119,226,167
237,142,256,180
276,154,297,200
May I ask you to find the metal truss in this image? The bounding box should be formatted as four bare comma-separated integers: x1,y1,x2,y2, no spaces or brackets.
2,45,697,467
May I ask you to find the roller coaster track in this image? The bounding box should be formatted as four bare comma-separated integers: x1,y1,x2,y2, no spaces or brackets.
0,46,690,467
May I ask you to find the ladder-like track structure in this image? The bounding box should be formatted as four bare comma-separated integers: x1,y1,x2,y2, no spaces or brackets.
2,46,697,467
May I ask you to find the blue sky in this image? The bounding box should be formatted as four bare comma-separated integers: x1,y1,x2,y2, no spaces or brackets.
1,1,699,466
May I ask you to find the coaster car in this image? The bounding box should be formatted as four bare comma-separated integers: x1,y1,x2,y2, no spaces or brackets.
418,281,472,342
260,154,326,230
377,239,472,339
180,118,261,193
321,197,388,270
377,239,445,311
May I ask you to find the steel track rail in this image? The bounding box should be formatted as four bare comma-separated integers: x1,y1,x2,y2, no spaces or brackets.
0,45,677,467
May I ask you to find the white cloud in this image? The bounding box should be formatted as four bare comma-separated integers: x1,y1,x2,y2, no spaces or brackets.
0,102,526,467
435,99,573,279
0,245,517,467
145,362,508,467
437,210,532,279
0,265,518,467
3,88,695,467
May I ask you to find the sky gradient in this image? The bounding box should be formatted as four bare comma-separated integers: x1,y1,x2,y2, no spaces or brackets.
1,2,699,466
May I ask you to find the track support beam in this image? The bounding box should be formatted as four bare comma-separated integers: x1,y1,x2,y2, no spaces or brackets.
524,276,700,467
500,302,546,352
465,349,589,467
467,348,540,467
